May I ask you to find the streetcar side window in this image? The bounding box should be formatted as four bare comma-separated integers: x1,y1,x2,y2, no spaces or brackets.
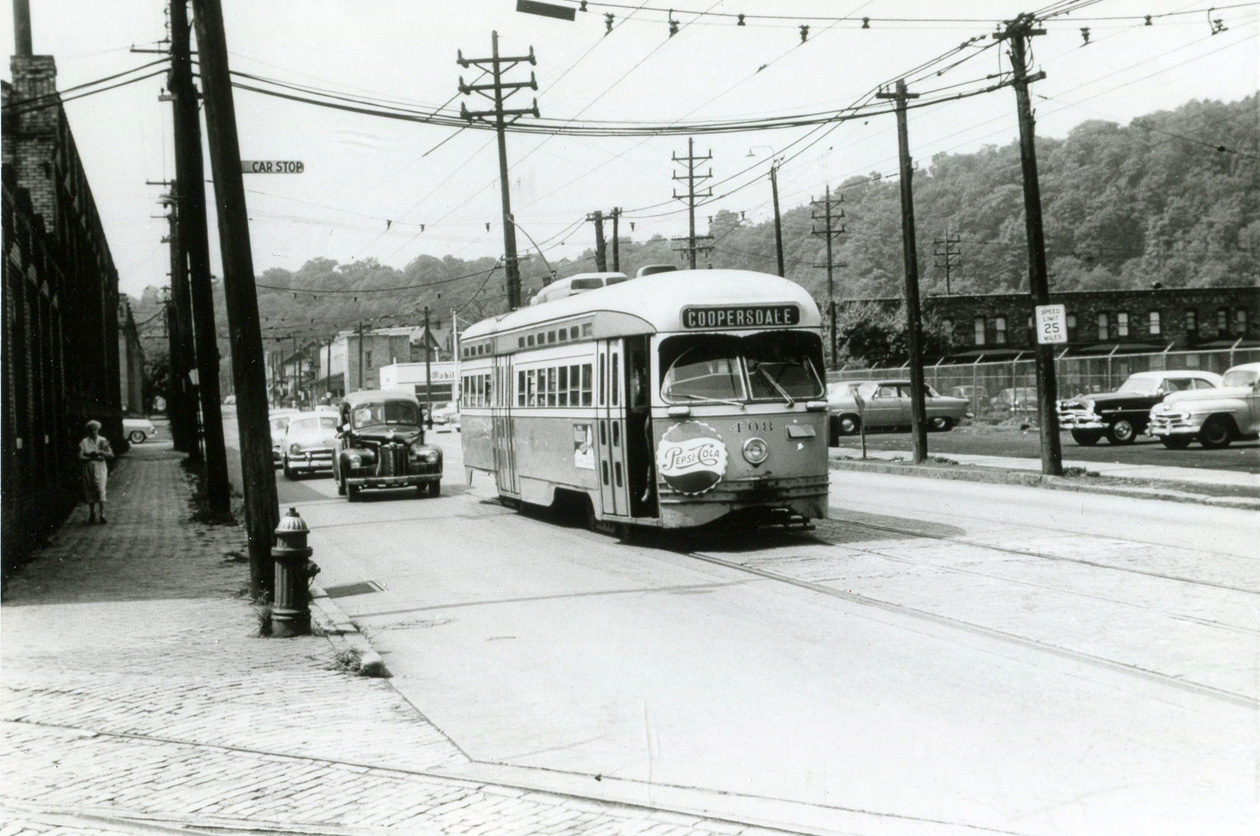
557,367,569,406
518,371,525,407
527,370,538,406
569,364,581,406
611,353,620,406
581,364,593,406
547,367,558,407
599,356,606,406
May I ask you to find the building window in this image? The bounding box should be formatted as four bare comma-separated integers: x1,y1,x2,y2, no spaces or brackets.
1067,313,1078,341
1185,310,1197,333
994,317,1008,345
974,316,986,346
1217,308,1229,334
365,350,372,368
941,318,953,338
1116,312,1129,338
1148,311,1161,336
1097,313,1109,341
1235,309,1249,335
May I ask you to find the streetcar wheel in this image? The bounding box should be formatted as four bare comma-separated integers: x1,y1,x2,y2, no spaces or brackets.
1159,436,1192,450
1105,419,1136,445
128,430,146,444
1199,416,1233,449
1071,429,1102,446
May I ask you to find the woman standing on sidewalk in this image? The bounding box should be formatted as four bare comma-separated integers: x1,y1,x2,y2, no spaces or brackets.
79,420,114,524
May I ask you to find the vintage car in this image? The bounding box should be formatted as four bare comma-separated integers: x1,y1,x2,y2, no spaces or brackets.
990,387,1038,414
1057,370,1222,445
429,401,460,432
123,417,158,444
333,390,443,500
1147,362,1260,449
281,413,339,479
268,409,302,467
827,380,971,443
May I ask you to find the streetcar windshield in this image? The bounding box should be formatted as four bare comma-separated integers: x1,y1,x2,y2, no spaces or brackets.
660,333,824,404
350,400,421,428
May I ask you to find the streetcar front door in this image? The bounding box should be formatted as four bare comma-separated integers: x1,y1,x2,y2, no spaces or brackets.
595,340,629,517
492,354,517,496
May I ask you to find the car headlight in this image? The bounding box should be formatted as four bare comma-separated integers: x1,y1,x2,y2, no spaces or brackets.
742,437,769,465
289,443,303,455
348,454,362,467
422,450,440,464
1083,399,1095,412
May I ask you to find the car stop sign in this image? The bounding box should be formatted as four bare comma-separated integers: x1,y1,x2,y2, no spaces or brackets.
1035,304,1068,345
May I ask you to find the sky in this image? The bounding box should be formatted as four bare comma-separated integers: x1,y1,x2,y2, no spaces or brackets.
3,0,1257,299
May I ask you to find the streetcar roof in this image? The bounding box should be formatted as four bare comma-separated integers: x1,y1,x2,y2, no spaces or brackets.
462,270,821,342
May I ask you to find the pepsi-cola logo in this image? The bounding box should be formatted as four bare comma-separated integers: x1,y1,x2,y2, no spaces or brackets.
657,421,728,495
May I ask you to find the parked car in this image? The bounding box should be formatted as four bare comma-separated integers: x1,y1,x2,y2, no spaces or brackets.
281,414,340,479
949,385,989,410
1057,370,1222,446
827,380,971,444
269,409,302,467
333,390,443,501
429,401,460,432
1147,362,1260,449
989,387,1038,414
123,417,158,444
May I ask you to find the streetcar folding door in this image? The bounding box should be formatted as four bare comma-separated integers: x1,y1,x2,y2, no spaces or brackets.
595,340,629,517
491,354,517,496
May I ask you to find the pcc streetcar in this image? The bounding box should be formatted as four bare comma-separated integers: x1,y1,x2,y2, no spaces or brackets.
458,269,831,532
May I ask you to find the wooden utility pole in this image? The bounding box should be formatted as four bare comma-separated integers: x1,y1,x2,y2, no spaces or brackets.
877,79,928,464
190,0,279,592
933,226,961,295
152,181,195,456
811,185,845,367
610,207,621,272
998,14,1063,476
458,32,540,311
424,306,433,427
588,210,607,271
770,160,785,278
171,0,231,512
671,138,714,269
356,321,365,390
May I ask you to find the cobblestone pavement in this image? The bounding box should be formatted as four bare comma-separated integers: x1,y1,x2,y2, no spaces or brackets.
2,445,782,836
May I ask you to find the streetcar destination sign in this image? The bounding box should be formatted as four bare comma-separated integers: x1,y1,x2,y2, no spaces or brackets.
681,304,801,329
240,160,305,174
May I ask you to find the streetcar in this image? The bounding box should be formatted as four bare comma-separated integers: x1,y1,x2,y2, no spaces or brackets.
459,269,831,533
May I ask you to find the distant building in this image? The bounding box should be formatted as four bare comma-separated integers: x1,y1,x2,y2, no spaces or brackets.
841,286,1259,362
117,299,145,416
297,321,452,403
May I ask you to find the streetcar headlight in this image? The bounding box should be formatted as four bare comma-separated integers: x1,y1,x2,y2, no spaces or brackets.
742,437,769,465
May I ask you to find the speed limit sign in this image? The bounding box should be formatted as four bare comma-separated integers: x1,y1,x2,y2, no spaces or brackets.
1035,304,1068,345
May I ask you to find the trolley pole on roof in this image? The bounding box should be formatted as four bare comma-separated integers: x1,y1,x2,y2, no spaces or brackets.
997,14,1062,476
458,32,540,311
877,79,928,464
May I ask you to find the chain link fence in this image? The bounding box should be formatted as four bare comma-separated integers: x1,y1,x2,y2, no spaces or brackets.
826,347,1260,421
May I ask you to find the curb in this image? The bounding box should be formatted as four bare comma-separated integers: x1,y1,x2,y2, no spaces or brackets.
828,456,1260,510
309,585,387,677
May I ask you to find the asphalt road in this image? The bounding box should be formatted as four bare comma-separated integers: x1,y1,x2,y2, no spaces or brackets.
836,423,1260,473
266,430,1256,836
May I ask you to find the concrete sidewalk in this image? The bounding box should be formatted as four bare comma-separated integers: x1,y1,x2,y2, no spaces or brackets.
1,443,780,836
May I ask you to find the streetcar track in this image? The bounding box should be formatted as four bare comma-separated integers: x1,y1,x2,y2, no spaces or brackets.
666,540,1257,708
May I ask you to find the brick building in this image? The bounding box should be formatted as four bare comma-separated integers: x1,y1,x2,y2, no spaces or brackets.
842,286,1259,362
117,299,145,416
3,47,126,577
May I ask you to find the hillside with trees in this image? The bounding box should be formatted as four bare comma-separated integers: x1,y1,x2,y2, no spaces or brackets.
130,95,1257,395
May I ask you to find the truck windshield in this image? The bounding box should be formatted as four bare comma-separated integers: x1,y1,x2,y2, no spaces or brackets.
351,401,420,428
660,332,824,404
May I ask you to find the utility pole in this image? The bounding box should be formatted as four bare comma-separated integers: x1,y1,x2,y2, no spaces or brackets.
671,138,713,269
356,321,365,390
933,226,962,295
424,306,433,427
611,207,621,272
877,79,928,464
290,336,298,408
325,337,332,402
458,32,540,311
811,185,845,367
190,0,279,593
152,179,194,456
587,210,607,271
997,13,1063,476
170,0,230,513
770,160,785,278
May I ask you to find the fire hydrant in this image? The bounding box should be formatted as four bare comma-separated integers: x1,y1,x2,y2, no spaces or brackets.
272,507,320,638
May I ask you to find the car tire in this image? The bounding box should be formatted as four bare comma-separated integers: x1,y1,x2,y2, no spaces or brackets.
428,479,441,497
1105,419,1137,445
336,466,346,496
128,431,146,444
346,483,361,502
1199,416,1233,450
838,414,861,436
1159,436,1192,450
1070,429,1102,446
928,416,954,432
282,459,294,480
